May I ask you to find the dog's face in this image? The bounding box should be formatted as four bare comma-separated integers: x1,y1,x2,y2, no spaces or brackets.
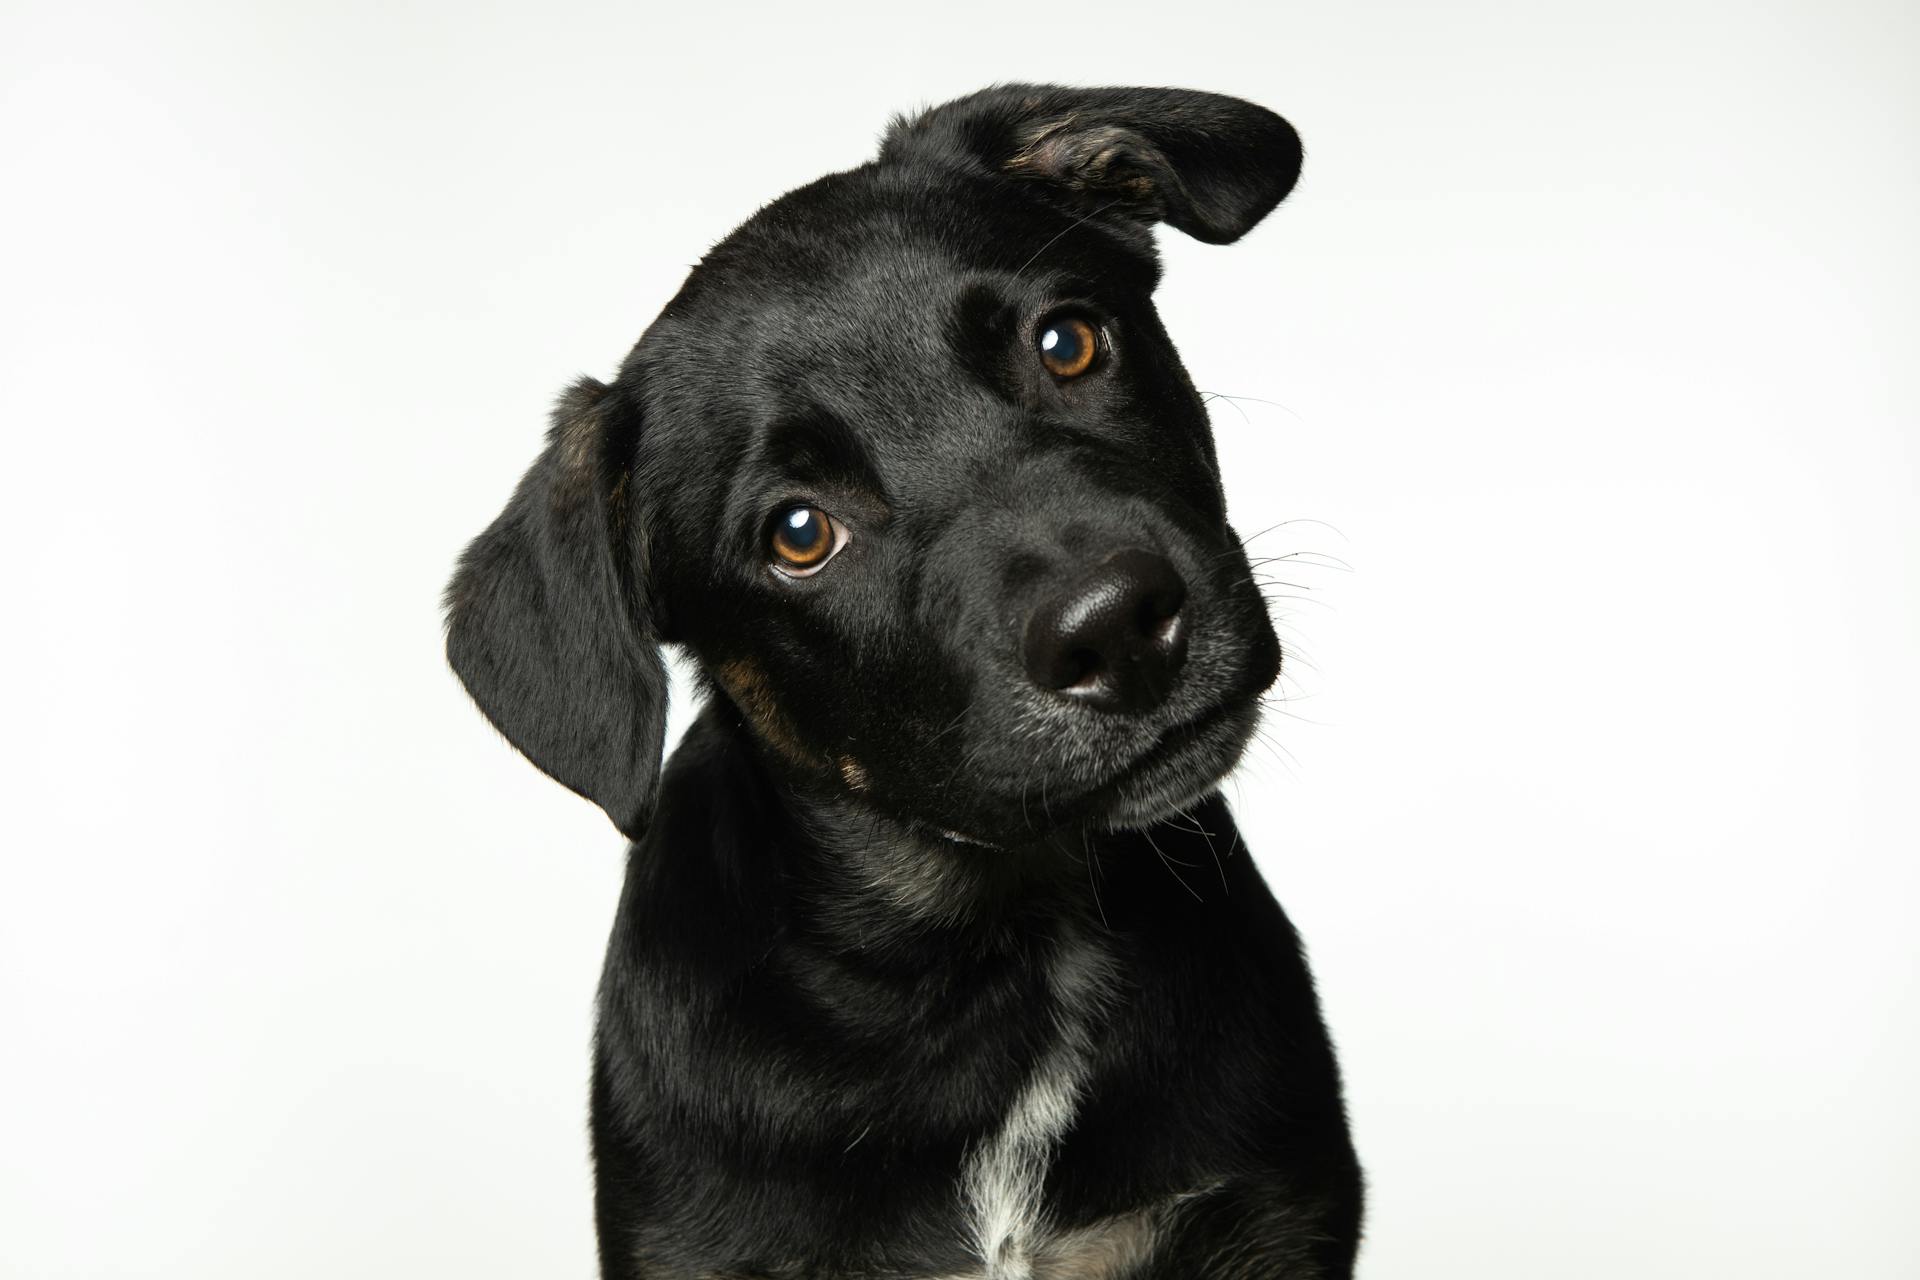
447,86,1302,849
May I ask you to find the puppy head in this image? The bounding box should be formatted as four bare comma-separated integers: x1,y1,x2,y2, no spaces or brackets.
447,85,1302,847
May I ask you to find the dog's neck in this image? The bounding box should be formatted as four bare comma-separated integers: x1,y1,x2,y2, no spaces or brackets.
775,777,1103,957
658,701,1143,966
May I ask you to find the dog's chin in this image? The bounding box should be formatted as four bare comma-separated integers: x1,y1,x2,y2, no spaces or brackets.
923,697,1263,849
1087,696,1263,831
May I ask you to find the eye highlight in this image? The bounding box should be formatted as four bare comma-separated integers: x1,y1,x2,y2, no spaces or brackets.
1037,314,1102,378
768,505,845,577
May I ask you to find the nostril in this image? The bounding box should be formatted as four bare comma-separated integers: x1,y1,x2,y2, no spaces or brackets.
1050,646,1103,691
1137,580,1184,637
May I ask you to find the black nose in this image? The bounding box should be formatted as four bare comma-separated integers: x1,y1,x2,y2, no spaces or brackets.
1022,548,1190,713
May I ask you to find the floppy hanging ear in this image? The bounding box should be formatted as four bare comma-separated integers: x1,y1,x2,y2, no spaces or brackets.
880,83,1303,245
444,377,667,842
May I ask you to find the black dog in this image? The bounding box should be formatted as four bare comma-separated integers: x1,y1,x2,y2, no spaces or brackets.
446,84,1361,1279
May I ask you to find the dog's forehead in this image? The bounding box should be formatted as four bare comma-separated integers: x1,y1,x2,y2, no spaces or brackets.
783,257,969,349
639,166,1166,493
724,185,1146,388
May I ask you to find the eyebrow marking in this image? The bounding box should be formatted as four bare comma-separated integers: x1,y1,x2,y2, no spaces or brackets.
715,657,813,763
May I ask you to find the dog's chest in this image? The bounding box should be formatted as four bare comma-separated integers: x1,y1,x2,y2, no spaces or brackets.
952,926,1141,1280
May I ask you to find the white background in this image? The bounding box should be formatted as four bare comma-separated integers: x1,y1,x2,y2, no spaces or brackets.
3,1,1915,1276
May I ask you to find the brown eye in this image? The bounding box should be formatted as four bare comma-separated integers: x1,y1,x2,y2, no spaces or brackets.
769,505,843,576
1037,314,1101,378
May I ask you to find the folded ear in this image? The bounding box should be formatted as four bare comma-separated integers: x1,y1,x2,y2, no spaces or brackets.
444,378,667,842
880,83,1303,245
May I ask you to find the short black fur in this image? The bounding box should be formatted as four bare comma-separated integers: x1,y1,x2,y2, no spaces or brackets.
447,83,1362,1278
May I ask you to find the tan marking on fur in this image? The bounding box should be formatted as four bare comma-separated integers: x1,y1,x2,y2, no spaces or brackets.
1031,1207,1162,1279
606,470,631,539
1003,115,1076,175
555,403,599,474
1003,119,1162,218
544,380,613,517
838,755,871,792
715,657,811,763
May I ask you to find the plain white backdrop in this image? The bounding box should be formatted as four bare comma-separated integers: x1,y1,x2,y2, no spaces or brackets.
3,1,1915,1275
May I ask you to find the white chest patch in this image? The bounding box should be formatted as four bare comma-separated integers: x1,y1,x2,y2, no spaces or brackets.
960,927,1119,1279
